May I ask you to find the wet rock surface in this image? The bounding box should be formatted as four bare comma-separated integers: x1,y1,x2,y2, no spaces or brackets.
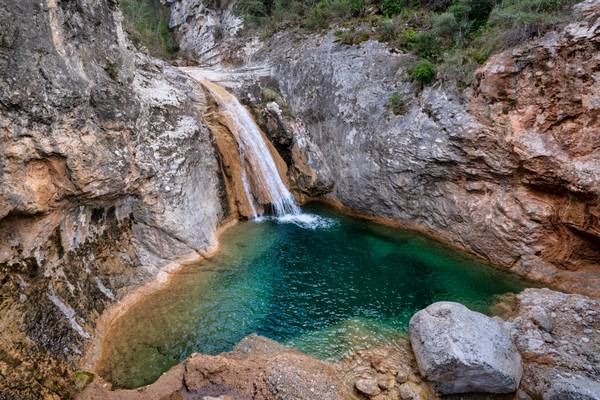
409,302,522,394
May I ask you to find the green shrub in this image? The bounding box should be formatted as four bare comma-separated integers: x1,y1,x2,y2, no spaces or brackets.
401,28,417,45
387,91,408,114
305,3,330,30
409,31,439,59
433,12,459,43
377,17,403,43
411,60,436,84
120,0,178,59
438,49,479,88
104,62,120,80
237,0,270,18
335,28,370,45
381,0,404,16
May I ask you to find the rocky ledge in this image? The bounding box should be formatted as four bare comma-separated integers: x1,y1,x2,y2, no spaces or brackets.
77,288,600,400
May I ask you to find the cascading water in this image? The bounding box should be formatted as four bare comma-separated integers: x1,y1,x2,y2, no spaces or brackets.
201,80,300,218
240,169,258,219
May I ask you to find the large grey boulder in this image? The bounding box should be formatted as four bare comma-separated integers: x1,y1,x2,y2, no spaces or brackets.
409,302,522,394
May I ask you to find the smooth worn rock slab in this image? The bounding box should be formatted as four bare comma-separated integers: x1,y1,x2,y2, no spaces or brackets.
409,302,522,394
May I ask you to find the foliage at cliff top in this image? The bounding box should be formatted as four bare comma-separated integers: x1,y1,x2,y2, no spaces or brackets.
120,0,179,59
236,0,579,87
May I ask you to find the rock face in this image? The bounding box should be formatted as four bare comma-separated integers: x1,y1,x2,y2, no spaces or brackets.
248,1,600,296
506,288,600,399
165,0,599,296
0,0,225,398
409,302,522,394
164,0,248,65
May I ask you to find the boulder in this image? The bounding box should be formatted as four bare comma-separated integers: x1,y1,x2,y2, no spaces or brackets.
409,302,522,394
543,375,600,400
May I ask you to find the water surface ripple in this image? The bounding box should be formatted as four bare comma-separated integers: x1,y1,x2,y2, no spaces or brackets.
98,205,527,389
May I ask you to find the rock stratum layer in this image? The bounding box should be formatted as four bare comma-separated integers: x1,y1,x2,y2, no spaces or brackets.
0,1,226,398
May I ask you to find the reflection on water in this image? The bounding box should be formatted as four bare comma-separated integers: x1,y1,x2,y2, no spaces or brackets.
97,204,528,389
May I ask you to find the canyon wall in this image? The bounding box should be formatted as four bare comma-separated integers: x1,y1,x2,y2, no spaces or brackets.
0,1,225,398
243,0,599,296
164,0,599,296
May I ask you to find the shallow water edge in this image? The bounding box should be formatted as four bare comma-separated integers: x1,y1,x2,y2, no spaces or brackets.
81,199,535,388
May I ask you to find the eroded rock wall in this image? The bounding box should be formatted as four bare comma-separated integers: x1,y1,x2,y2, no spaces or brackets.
252,1,599,296
164,0,249,66
0,1,224,398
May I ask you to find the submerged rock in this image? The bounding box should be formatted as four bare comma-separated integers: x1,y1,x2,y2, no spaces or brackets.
409,302,522,394
81,334,352,400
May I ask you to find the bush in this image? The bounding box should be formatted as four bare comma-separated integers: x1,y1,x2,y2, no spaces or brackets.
104,62,120,80
438,49,479,88
120,0,178,59
401,28,417,45
381,0,404,16
305,3,330,29
483,0,578,48
388,91,408,114
408,31,439,59
377,17,404,44
411,60,436,84
335,28,370,45
433,12,459,43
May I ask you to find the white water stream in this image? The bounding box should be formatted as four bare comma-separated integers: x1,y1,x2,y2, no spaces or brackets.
181,71,334,229
201,79,300,217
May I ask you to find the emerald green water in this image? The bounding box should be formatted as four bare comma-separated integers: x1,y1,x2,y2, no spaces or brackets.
98,205,527,389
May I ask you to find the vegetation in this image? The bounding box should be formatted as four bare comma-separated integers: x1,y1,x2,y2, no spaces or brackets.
104,61,120,80
120,0,179,59
235,0,578,87
411,60,436,84
387,91,408,114
335,28,371,45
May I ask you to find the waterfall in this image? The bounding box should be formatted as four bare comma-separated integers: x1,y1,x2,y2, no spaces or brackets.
201,80,300,218
240,169,258,219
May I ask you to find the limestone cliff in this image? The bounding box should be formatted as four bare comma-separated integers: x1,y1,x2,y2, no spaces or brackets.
0,1,225,398
202,0,600,296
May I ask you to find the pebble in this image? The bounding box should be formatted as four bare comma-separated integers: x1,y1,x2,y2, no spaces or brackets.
355,378,381,397
377,375,396,390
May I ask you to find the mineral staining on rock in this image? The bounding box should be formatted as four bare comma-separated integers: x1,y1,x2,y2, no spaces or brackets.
409,302,523,394
0,0,224,398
